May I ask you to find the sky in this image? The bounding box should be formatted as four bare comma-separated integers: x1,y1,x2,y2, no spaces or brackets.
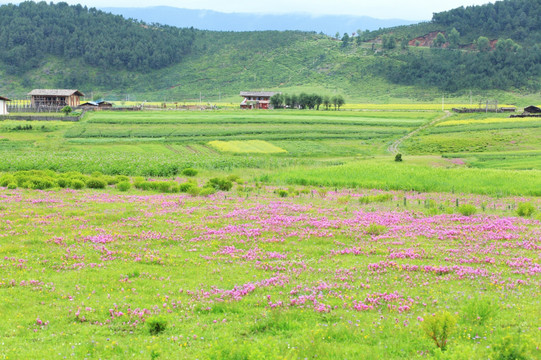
0,0,493,20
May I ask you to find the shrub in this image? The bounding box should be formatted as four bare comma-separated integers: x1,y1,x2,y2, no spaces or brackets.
463,298,496,325
200,187,216,197
422,311,457,351
86,178,107,189
56,178,70,188
188,186,201,197
207,177,233,191
227,174,243,183
0,174,15,187
147,317,167,335
516,202,536,217
277,189,289,198
117,181,131,192
115,175,130,183
395,153,403,162
178,182,195,193
366,223,387,236
7,182,17,190
181,168,198,177
71,180,85,189
359,194,393,204
492,334,532,360
458,204,477,216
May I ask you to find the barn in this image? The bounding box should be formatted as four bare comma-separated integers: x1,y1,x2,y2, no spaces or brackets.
240,91,277,110
524,105,541,114
79,100,113,110
0,96,10,115
28,89,85,109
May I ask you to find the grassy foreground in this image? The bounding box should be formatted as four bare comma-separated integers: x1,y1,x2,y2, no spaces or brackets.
0,185,539,359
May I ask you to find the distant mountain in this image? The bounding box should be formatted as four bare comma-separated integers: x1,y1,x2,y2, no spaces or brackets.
102,6,420,34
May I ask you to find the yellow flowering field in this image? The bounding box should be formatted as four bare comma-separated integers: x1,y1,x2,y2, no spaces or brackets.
208,140,287,153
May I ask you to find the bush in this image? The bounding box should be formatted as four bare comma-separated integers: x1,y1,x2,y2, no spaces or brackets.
181,168,198,177
516,202,536,217
359,194,393,204
458,204,477,216
86,178,107,189
115,175,130,183
366,223,387,236
188,186,201,197
492,334,532,360
117,181,131,192
178,182,195,192
463,298,496,325
395,153,403,162
147,317,167,335
56,178,70,188
7,182,17,190
207,177,233,191
277,189,289,198
71,180,85,189
200,187,216,197
422,311,457,351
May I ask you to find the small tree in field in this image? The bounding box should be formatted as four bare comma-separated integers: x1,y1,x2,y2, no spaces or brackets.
61,106,72,116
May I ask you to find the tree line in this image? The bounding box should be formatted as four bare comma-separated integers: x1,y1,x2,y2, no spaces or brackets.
270,93,345,110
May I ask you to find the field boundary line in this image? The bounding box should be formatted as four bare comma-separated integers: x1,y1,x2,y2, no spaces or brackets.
388,111,452,155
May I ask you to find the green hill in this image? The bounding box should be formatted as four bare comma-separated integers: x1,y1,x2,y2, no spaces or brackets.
1,0,541,102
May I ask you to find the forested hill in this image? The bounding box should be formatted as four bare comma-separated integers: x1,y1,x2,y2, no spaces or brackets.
432,0,541,44
1,0,541,100
0,1,195,73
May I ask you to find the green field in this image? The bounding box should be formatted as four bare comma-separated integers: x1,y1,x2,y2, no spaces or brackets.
1,108,541,359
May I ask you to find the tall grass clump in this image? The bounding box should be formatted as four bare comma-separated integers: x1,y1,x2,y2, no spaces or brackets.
422,312,457,351
458,204,477,216
516,202,536,217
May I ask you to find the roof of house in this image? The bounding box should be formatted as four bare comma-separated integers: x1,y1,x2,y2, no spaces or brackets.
28,89,85,97
524,105,541,112
240,91,278,98
0,96,10,101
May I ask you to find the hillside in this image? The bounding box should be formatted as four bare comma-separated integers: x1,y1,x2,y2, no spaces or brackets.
1,0,541,101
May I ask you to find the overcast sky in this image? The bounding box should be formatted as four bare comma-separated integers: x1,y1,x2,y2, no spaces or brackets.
0,1,493,20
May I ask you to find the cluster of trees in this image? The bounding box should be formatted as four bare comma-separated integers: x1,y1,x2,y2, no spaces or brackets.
270,93,345,110
432,0,541,43
377,39,541,91
0,2,196,73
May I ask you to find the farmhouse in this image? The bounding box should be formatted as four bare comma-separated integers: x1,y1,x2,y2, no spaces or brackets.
240,91,277,110
79,100,113,110
0,96,10,115
524,105,541,114
28,89,85,108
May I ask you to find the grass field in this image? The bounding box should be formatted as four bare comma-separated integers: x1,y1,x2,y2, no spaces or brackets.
0,185,539,359
1,107,541,359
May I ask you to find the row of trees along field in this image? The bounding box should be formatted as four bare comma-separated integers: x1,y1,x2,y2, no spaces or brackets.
0,1,196,73
270,93,345,110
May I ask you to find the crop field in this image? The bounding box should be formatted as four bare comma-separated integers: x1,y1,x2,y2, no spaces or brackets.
0,185,540,359
0,108,541,359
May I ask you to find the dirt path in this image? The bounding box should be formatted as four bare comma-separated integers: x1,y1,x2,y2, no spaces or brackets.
388,111,452,155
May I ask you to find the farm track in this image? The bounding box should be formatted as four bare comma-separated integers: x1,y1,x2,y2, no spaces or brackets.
388,111,452,155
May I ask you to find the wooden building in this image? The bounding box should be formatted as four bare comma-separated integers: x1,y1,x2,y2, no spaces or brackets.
79,100,113,110
524,105,541,114
28,89,85,108
0,96,10,115
240,91,277,110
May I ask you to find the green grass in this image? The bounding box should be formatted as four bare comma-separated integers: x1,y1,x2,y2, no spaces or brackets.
274,158,541,196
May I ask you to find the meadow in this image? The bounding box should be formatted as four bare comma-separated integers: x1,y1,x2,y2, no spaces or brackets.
0,107,540,359
0,184,539,359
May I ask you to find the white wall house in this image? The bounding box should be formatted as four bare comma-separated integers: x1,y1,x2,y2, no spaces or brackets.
0,96,10,115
